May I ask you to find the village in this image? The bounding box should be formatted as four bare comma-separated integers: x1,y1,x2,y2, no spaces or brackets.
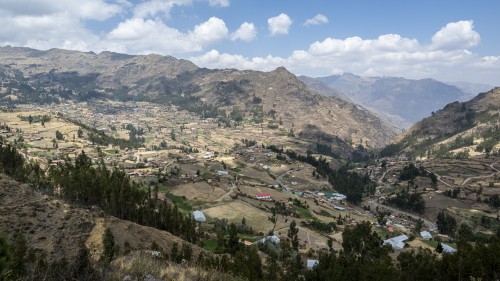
2,99,498,263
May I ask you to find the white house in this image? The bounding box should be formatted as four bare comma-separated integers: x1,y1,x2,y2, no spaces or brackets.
441,243,456,253
383,234,408,250
192,210,206,222
420,231,432,240
256,235,280,245
217,170,229,176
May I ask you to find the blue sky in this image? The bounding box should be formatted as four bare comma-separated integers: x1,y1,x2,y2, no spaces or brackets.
0,0,499,85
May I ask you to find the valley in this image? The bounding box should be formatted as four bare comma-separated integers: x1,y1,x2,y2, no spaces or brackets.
2,97,499,258
0,47,499,281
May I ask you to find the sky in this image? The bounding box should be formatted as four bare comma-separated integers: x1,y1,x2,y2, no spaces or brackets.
0,0,499,85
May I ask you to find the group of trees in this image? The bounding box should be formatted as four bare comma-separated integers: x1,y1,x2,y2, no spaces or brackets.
0,145,197,244
436,210,457,235
48,152,198,243
387,190,425,214
0,232,99,281
398,163,427,181
305,221,500,281
267,145,375,204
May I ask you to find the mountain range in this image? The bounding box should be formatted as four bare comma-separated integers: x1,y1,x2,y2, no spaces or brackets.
389,87,500,158
0,46,399,149
300,74,494,129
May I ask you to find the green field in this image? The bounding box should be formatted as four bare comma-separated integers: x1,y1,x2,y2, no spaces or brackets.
167,193,192,211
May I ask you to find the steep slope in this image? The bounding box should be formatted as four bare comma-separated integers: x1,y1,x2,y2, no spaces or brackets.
300,75,407,131
298,75,352,101
316,74,473,129
0,46,398,148
389,87,500,158
0,175,205,263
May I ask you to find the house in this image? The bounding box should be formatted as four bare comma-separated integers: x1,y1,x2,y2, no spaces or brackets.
420,231,432,240
192,210,206,222
441,243,456,253
325,193,347,201
307,259,319,269
202,152,213,159
255,193,272,200
217,170,229,176
383,234,409,250
242,240,254,246
256,235,280,244
333,205,346,211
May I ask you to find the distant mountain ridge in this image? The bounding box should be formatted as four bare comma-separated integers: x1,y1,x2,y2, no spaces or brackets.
0,46,399,149
300,73,494,129
387,87,500,159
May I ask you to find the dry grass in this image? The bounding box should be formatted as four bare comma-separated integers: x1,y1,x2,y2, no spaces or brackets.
109,252,244,281
203,201,286,233
170,182,226,203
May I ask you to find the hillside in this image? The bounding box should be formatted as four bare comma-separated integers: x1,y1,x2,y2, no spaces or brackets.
0,46,398,148
389,87,500,159
0,175,205,264
309,73,489,129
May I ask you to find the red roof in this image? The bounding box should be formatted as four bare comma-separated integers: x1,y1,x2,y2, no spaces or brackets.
256,193,272,197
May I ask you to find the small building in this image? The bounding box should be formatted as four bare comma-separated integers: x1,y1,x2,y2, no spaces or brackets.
420,231,432,240
307,259,319,269
325,193,347,201
192,210,206,222
333,205,346,211
256,235,280,245
242,240,254,246
217,170,229,176
255,193,272,200
441,243,456,253
383,234,409,250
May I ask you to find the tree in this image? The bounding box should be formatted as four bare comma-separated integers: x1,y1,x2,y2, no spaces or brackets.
77,128,84,138
288,220,299,251
226,223,240,255
170,242,179,263
436,210,457,235
414,219,423,233
10,233,28,279
457,223,474,241
397,248,438,281
0,234,10,275
101,228,117,265
181,243,192,262
233,246,262,281
435,242,443,253
160,140,167,148
55,130,64,140
381,159,387,170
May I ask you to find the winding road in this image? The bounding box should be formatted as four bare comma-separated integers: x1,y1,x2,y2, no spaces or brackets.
460,162,499,186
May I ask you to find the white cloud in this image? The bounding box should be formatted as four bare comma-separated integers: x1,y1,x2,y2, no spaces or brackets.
304,14,328,26
190,17,229,44
133,0,191,19
106,17,228,54
190,49,286,71
0,0,126,51
191,20,500,85
431,20,480,50
0,0,123,21
208,0,230,7
268,13,292,36
230,22,257,42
